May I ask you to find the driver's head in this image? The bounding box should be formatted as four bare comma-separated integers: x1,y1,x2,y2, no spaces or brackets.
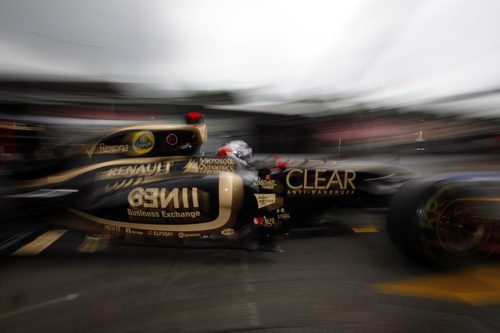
217,140,254,166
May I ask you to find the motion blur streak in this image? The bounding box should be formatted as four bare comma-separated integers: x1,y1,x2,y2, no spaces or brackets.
1,1,500,333
11,230,67,256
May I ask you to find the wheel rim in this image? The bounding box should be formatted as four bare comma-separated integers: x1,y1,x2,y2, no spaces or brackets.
435,202,489,257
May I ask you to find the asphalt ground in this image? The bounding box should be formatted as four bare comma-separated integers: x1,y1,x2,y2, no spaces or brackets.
0,212,499,333
1,154,499,332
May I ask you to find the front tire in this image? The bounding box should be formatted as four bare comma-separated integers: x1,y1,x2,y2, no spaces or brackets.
387,179,492,266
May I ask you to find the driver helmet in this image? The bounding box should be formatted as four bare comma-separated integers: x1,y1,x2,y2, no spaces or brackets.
217,140,254,166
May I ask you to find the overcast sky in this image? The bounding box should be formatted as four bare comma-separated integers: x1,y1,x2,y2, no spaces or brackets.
1,0,500,107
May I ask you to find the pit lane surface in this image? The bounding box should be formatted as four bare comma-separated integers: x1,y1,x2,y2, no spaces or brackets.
0,214,499,333
1,154,500,333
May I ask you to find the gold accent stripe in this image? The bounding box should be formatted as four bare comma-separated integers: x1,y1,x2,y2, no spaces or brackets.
11,230,67,256
352,226,380,233
455,197,500,202
20,156,190,189
68,172,243,232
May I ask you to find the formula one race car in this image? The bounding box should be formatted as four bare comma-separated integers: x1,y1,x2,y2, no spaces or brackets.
388,174,500,265
2,113,415,250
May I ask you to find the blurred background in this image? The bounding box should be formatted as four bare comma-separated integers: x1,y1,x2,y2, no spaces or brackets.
2,0,500,172
2,2,500,332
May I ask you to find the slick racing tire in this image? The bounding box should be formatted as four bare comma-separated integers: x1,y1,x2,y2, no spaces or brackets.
387,179,492,266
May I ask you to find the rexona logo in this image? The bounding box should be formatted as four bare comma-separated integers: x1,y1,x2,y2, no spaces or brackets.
183,157,235,174
127,187,207,219
96,143,129,154
130,131,155,155
286,169,356,196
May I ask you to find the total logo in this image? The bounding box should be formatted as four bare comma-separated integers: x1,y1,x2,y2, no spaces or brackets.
253,216,276,227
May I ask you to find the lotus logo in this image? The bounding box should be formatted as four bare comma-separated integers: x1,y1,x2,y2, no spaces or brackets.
130,131,155,155
135,134,152,149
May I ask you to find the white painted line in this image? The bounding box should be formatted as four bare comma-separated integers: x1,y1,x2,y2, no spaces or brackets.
11,229,67,256
0,294,79,319
245,301,260,327
6,189,78,198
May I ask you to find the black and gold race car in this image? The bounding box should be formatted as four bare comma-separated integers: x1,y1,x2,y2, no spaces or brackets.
2,113,415,250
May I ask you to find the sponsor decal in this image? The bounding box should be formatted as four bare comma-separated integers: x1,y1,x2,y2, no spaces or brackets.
127,187,208,220
128,187,199,209
103,224,147,237
256,177,276,190
130,130,155,155
95,143,129,154
150,230,174,237
254,193,276,209
183,157,235,174
178,232,201,239
97,162,171,180
127,210,161,218
285,169,356,196
67,172,242,234
104,225,121,232
127,209,202,220
124,228,144,236
253,217,263,225
253,216,276,227
160,211,201,218
276,207,291,220
105,178,143,192
221,228,235,236
97,162,172,192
